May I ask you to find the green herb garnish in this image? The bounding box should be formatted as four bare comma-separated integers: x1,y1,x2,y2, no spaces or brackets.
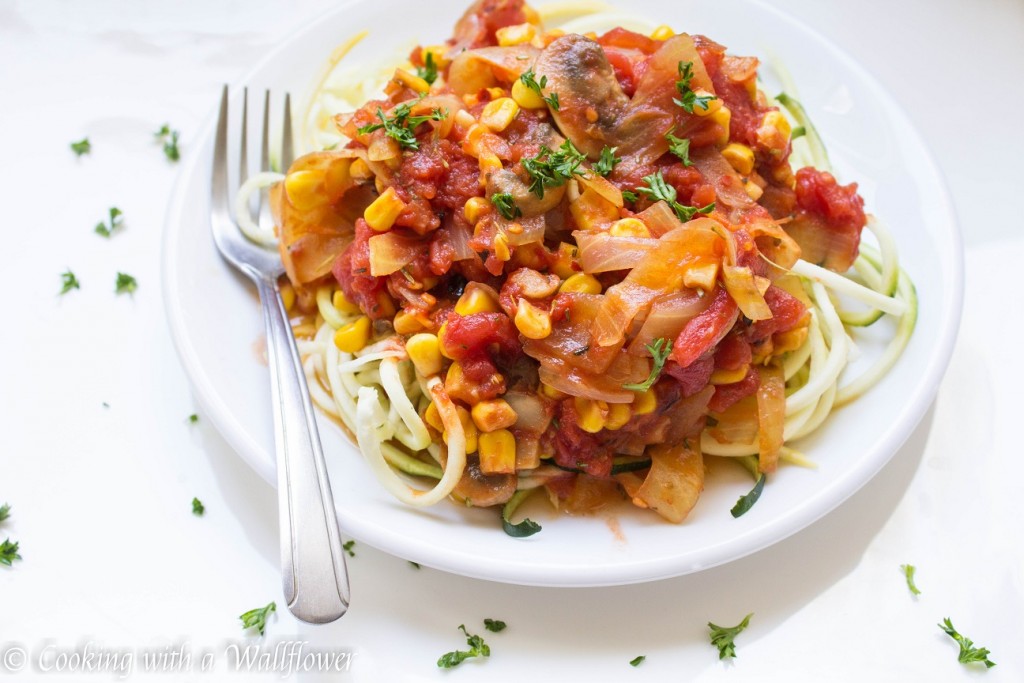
623,338,671,392
730,474,765,518
522,139,587,198
938,618,995,668
665,132,693,166
71,138,91,157
593,146,621,177
155,124,181,161
708,613,752,660
490,192,522,220
95,207,124,238
544,91,560,111
343,540,356,557
629,655,646,667
437,625,490,669
416,52,438,85
188,414,199,424
192,498,205,516
60,270,81,295
115,272,137,295
239,602,276,636
901,564,921,596
0,503,10,523
519,68,547,97
673,61,717,114
621,190,639,204
357,102,447,151
636,170,714,221
501,489,541,538
0,539,21,567
484,619,506,633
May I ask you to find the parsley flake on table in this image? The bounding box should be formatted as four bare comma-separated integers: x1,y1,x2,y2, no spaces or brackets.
70,137,91,157
188,413,199,424
0,539,21,567
629,655,646,667
437,624,491,669
191,497,205,516
623,338,671,392
636,170,714,221
60,270,81,295
240,602,276,636
673,60,717,114
357,102,447,151
483,619,506,633
115,272,138,295
155,124,181,161
0,503,10,523
490,192,522,220
343,540,356,557
523,139,587,198
593,145,621,177
708,613,752,659
901,563,921,596
938,618,995,668
95,207,124,238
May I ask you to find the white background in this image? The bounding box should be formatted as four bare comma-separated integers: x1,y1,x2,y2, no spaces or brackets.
2,0,1022,681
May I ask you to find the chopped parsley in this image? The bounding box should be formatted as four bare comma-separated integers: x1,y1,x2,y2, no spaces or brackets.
621,190,639,204
522,139,587,198
665,132,693,166
518,69,559,110
544,91,560,111
0,539,20,567
115,272,138,295
593,145,621,177
409,561,421,569
70,138,91,156
0,503,9,523
239,601,276,636
343,540,356,557
673,61,717,114
636,170,715,221
416,52,438,85
622,338,671,392
938,618,995,668
629,655,646,667
708,613,752,659
60,270,80,295
155,124,181,162
490,192,522,220
437,625,491,669
901,563,921,596
188,413,199,424
483,619,506,633
730,474,765,518
95,207,124,238
356,102,447,151
191,497,205,516
501,489,542,538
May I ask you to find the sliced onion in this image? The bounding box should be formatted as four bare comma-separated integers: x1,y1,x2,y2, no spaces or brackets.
628,290,707,353
503,391,551,434
505,215,546,246
574,231,659,273
446,219,477,261
538,360,636,404
634,442,704,523
368,231,423,276
636,200,683,237
578,172,624,207
691,147,754,210
722,264,772,321
756,365,785,473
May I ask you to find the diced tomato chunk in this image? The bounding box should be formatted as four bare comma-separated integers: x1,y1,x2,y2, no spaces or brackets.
442,311,520,361
663,356,714,397
553,399,613,478
786,167,865,272
332,218,392,319
708,368,760,413
714,332,752,370
747,285,807,343
671,286,739,368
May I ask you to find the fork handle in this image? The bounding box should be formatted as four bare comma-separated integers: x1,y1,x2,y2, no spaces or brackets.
255,272,351,623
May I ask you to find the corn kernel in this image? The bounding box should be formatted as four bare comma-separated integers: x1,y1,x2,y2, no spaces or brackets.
511,78,546,110
424,401,443,431
539,382,567,400
285,170,329,211
332,290,361,315
496,22,537,46
393,310,424,335
710,105,732,146
683,262,719,292
463,196,490,225
710,365,749,385
574,397,608,433
632,388,657,415
478,151,503,183
349,158,372,182
744,180,764,201
493,232,511,262
559,272,602,295
650,24,674,40
480,97,520,132
471,399,517,432
757,110,792,152
280,282,296,312
605,403,631,431
551,242,579,279
454,109,476,129
443,405,478,454
721,143,755,176
437,321,454,359
420,44,450,68
609,217,651,238
478,428,516,473
406,333,443,376
394,68,431,94
773,326,808,355
515,299,552,340
333,316,371,353
692,90,723,117
364,187,406,232
455,286,500,316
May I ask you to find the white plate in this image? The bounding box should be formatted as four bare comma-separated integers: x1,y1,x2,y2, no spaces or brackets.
162,0,962,587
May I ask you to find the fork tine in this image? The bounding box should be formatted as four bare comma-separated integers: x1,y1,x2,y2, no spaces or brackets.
239,87,249,187
256,90,271,218
212,85,230,216
281,93,294,170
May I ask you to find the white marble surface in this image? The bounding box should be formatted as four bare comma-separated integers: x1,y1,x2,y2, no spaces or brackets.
2,0,1021,680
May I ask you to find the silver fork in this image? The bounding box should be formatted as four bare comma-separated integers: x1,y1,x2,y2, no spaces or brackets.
211,85,350,623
